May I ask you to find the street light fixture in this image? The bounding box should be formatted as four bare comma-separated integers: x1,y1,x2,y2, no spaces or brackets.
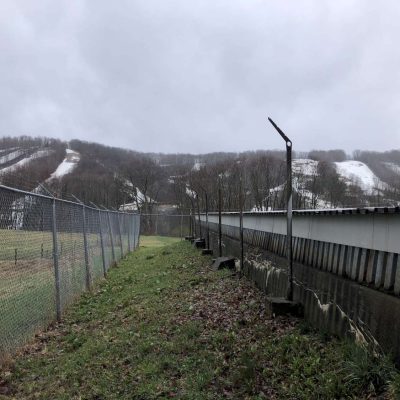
268,117,293,301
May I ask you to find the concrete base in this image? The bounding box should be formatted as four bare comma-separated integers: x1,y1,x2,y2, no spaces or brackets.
202,249,213,256
194,238,206,249
266,297,303,317
212,257,236,270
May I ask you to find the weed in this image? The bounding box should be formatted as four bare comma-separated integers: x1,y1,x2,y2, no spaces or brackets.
342,341,395,395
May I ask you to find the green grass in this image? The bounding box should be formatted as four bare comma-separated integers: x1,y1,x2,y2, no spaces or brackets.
1,239,399,399
140,235,181,248
0,225,126,356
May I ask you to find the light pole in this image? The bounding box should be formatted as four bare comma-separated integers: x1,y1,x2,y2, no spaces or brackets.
239,176,244,277
268,117,293,301
235,161,245,277
218,175,223,257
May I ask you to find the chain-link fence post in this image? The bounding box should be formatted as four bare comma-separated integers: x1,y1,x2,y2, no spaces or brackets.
98,209,107,277
133,214,136,248
51,198,62,322
137,214,140,247
117,212,123,257
107,211,116,263
127,214,132,252
82,205,91,290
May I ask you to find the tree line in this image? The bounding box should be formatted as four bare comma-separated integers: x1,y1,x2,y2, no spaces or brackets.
1,137,399,212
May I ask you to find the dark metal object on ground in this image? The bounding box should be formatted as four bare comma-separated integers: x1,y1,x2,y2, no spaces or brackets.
202,249,213,255
212,256,236,270
194,238,206,249
266,297,302,317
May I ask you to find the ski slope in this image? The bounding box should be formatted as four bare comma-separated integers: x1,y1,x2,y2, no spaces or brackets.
0,149,52,174
334,161,385,193
48,149,80,179
291,158,388,194
0,149,25,165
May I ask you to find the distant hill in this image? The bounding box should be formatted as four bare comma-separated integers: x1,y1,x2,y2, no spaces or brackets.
0,136,399,211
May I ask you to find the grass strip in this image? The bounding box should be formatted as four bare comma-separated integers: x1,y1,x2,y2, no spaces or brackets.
1,239,399,399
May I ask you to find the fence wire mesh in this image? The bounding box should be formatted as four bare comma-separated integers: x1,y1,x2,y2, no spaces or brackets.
0,184,140,357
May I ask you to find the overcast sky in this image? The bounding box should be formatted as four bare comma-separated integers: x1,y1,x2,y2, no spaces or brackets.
1,1,399,154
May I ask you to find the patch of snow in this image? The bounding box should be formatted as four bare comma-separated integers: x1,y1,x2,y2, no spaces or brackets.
293,159,318,176
334,161,386,194
192,159,205,171
121,180,155,207
119,202,138,211
250,205,272,212
0,147,19,154
48,150,80,179
295,188,332,208
0,149,25,165
119,190,153,211
0,149,52,174
268,183,285,193
186,186,196,198
136,188,152,203
256,174,333,210
383,162,400,175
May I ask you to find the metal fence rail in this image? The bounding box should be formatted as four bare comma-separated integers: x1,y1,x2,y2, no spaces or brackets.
0,184,140,357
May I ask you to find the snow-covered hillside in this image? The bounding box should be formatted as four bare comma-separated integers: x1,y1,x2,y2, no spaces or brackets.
384,162,400,175
293,159,318,176
0,149,52,174
48,149,80,180
252,157,394,211
0,149,25,165
291,158,387,195
334,161,386,194
119,181,155,211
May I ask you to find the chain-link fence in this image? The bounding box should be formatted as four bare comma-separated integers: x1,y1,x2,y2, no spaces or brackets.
0,184,140,358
